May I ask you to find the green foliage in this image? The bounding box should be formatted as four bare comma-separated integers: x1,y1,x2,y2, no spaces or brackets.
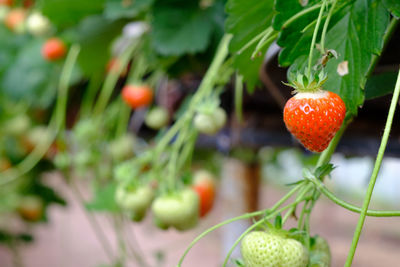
1,39,60,108
74,15,125,76
382,0,400,17
289,0,390,115
86,182,119,212
275,0,320,66
151,0,218,56
365,72,398,100
104,0,154,20
225,0,274,91
40,0,106,28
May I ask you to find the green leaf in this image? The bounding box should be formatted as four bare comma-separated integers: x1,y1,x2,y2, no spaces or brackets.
151,0,214,56
85,182,119,212
1,39,59,108
275,0,320,67
104,0,154,20
75,16,125,76
289,0,390,116
40,0,105,28
225,0,275,92
365,72,398,100
314,163,335,179
382,0,400,17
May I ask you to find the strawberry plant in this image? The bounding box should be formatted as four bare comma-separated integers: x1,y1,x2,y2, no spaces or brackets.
0,0,399,266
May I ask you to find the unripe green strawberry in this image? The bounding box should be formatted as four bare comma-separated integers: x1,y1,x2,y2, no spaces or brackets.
283,90,345,152
26,12,51,36
194,107,227,135
310,236,331,267
241,231,308,267
151,188,199,231
108,134,135,161
145,106,169,130
115,184,154,222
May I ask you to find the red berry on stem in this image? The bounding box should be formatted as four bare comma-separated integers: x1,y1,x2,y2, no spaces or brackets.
283,90,345,152
121,85,153,109
41,38,67,61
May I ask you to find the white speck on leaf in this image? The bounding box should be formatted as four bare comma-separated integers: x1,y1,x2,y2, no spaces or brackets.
337,61,349,76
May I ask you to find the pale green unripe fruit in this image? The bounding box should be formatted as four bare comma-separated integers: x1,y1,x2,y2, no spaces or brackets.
145,107,169,130
151,188,199,231
26,12,51,36
241,231,309,267
115,185,154,222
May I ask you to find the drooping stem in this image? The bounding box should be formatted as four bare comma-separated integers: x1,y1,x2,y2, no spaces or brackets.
0,45,80,186
345,68,400,267
320,0,338,52
308,176,400,217
307,0,327,77
177,182,303,266
70,179,115,262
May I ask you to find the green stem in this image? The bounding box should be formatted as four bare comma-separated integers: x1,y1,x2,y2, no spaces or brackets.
81,73,103,118
309,177,400,217
177,211,263,266
320,0,337,52
70,179,115,262
237,27,271,55
251,32,278,60
307,0,327,77
0,45,80,186
345,68,400,267
282,183,313,224
153,35,232,169
178,182,302,266
282,4,322,29
93,41,137,116
113,215,127,266
222,198,306,267
235,73,243,123
115,101,131,138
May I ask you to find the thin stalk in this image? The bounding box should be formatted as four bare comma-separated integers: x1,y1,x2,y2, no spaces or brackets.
113,215,127,266
93,41,137,116
115,101,131,138
234,73,243,123
345,68,400,267
70,180,115,262
178,182,302,266
282,4,322,29
320,0,338,52
81,73,103,118
0,45,80,186
237,28,271,55
222,199,306,267
307,0,327,77
153,35,232,168
309,177,400,216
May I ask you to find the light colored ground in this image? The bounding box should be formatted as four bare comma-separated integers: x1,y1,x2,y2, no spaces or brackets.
1,172,400,267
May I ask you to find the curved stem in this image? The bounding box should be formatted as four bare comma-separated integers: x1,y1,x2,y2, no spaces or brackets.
93,41,138,116
320,0,338,52
309,177,400,217
178,182,302,266
222,198,306,267
282,4,322,29
0,45,80,186
70,179,115,262
177,210,263,266
345,68,400,267
307,0,327,77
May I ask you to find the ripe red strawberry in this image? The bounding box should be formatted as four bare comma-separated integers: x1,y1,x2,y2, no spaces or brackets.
283,72,346,152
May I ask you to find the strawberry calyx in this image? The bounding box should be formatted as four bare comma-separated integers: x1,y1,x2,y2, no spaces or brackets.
284,70,328,94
